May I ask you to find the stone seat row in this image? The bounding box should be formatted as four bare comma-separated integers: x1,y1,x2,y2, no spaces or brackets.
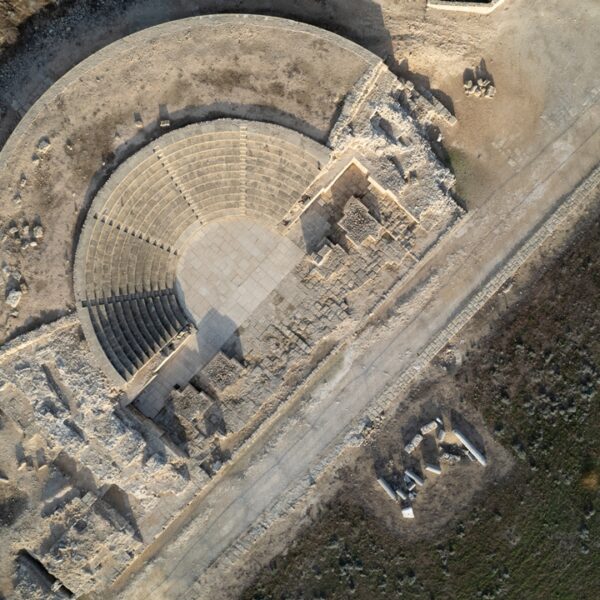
247,130,328,162
157,127,326,165
98,156,199,249
160,137,320,184
75,120,332,383
182,184,301,222
83,222,179,299
84,291,188,380
174,165,315,224
176,170,306,208
173,163,310,200
82,189,305,303
93,134,320,249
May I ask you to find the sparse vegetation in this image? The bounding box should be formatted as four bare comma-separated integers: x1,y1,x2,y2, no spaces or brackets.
243,214,600,599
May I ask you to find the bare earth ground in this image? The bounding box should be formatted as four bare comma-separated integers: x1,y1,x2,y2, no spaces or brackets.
0,1,598,599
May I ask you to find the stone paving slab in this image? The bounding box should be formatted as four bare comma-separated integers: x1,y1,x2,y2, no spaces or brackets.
176,218,304,329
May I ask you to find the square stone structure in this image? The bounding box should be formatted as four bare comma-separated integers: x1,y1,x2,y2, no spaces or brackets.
339,196,382,245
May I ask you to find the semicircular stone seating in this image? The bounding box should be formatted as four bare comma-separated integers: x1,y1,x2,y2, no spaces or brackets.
74,119,330,384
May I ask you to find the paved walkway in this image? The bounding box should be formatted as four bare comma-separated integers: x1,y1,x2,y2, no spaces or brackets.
134,218,304,417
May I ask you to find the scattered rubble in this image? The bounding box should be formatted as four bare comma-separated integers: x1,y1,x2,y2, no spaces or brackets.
404,433,423,454
464,60,496,99
420,420,438,435
377,477,397,502
425,463,442,475
440,451,462,465
36,137,51,153
401,505,415,519
454,427,488,466
464,77,496,98
3,219,44,249
377,413,487,519
405,468,424,487
33,225,44,240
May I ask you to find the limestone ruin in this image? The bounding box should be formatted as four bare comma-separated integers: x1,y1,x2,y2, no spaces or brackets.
0,6,598,600
0,15,465,598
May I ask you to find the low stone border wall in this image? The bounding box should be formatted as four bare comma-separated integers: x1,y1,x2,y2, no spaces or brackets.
427,0,507,15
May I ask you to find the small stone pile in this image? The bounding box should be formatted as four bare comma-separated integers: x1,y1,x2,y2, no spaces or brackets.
2,264,26,311
464,77,496,99
377,415,487,520
4,220,44,249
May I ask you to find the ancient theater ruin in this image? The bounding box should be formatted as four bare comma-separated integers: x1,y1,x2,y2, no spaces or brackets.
0,14,464,599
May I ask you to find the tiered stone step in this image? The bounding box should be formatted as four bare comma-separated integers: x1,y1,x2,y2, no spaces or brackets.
156,121,328,226
83,290,187,381
98,152,198,251
74,119,331,385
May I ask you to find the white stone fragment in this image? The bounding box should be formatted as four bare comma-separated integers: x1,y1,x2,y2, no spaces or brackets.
377,477,397,502
420,420,438,435
404,433,423,454
405,469,424,487
453,428,487,466
37,137,51,153
440,452,461,465
395,488,407,501
5,289,22,308
425,463,442,475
